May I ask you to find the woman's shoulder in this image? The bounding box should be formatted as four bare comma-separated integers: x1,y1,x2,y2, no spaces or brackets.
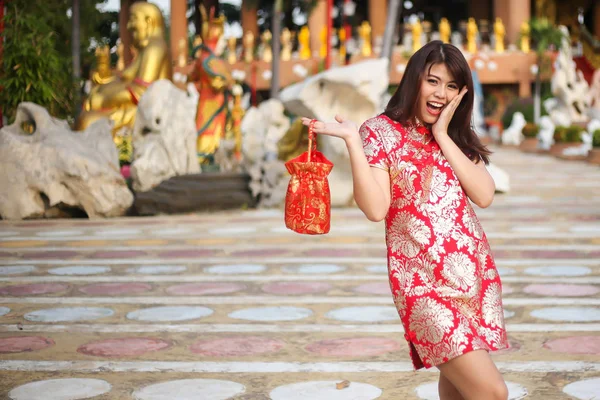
361,114,407,133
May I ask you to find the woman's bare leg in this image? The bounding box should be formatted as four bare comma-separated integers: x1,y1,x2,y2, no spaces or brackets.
437,350,508,400
439,372,465,400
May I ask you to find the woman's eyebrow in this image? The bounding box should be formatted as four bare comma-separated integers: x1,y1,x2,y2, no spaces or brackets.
427,74,457,84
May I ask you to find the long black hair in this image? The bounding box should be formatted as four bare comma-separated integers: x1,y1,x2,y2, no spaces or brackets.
384,40,491,164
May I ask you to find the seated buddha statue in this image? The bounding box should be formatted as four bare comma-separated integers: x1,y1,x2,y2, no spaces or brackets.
188,8,234,164
76,2,172,133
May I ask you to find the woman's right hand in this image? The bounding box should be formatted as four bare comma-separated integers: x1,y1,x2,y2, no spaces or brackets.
301,115,359,143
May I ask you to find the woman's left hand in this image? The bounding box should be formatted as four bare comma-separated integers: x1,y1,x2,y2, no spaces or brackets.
432,86,468,139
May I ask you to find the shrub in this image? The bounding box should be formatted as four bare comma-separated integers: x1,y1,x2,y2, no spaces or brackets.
565,125,585,143
592,129,600,148
553,126,568,143
522,123,539,138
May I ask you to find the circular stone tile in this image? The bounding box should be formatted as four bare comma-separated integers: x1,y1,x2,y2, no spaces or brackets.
133,379,245,400
530,307,600,322
563,378,600,399
365,265,387,274
282,264,346,274
9,378,112,400
0,336,55,353
504,309,516,319
570,225,600,233
79,283,152,296
78,337,170,357
127,306,214,322
94,228,141,236
24,307,114,322
190,336,285,356
209,226,257,235
502,285,516,295
127,265,188,274
415,381,527,400
305,337,401,357
353,282,390,295
524,266,592,277
261,282,332,295
497,267,516,276
326,306,398,322
151,227,193,236
204,264,266,274
166,283,245,296
0,307,10,316
0,231,18,237
228,306,313,322
544,336,600,355
523,284,599,297
270,381,382,400
36,230,84,237
511,225,555,233
0,266,37,275
48,266,111,276
0,283,69,296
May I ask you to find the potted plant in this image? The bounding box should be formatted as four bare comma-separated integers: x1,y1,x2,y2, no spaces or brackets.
550,125,585,160
519,122,540,152
588,129,600,165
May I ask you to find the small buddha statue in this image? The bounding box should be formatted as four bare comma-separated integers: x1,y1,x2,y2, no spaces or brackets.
177,38,187,68
439,18,451,44
227,37,238,64
193,35,203,58
243,31,255,63
359,21,372,57
466,18,478,53
229,84,245,160
298,26,311,60
281,28,292,61
339,27,347,63
494,18,505,53
116,41,125,71
261,30,273,63
412,20,422,53
92,45,113,86
76,2,171,135
319,26,328,58
520,21,530,53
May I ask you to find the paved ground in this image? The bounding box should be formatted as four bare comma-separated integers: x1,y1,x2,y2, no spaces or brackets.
0,146,599,400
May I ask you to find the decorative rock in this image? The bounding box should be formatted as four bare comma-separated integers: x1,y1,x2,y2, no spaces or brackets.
48,266,110,275
190,336,285,356
133,379,245,400
9,378,112,400
544,336,600,355
78,337,171,357
24,307,114,322
283,264,346,274
524,266,591,277
127,306,214,322
501,112,526,146
326,306,399,322
504,309,516,319
365,265,388,274
0,266,37,275
127,265,187,274
538,116,555,150
0,102,133,220
530,307,600,322
270,381,382,400
0,307,11,316
130,80,200,192
523,284,599,297
228,306,313,321
280,58,390,206
562,378,600,399
0,336,55,353
305,337,401,357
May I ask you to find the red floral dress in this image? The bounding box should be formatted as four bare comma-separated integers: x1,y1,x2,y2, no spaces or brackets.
360,114,509,370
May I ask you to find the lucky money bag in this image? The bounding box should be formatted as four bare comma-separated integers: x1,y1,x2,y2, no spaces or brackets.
284,120,333,234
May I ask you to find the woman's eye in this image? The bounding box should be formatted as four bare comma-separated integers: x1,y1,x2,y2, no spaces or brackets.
428,79,437,84
448,85,458,90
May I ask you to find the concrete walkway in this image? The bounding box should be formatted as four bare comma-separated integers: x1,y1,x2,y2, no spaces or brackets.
0,146,599,399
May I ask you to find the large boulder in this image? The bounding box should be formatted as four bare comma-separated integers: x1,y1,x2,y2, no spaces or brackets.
0,103,133,219
130,80,200,192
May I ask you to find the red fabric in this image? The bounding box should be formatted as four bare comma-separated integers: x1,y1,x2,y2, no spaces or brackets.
284,123,333,235
360,115,509,369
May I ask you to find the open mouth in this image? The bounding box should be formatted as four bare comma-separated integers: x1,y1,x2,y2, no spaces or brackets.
426,101,445,116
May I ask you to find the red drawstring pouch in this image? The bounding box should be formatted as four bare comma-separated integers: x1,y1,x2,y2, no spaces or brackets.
284,120,334,235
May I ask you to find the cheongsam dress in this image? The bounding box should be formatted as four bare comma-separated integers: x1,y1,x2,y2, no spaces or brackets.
360,114,509,370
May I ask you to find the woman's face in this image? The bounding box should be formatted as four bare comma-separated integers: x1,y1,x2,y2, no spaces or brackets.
416,63,460,125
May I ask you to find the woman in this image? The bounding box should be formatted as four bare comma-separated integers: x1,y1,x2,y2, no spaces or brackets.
302,41,510,400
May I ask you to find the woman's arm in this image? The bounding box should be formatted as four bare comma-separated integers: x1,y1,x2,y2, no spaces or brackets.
302,116,391,221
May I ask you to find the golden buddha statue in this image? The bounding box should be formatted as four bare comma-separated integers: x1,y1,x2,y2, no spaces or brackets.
227,37,238,64
520,21,531,53
281,28,292,61
229,84,245,160
412,20,422,53
439,18,451,44
243,31,255,63
320,26,328,58
116,41,125,71
177,38,188,68
92,45,113,86
339,27,347,63
466,18,478,53
359,21,372,56
298,26,311,60
189,7,234,163
494,18,505,53
193,35,203,58
76,2,171,137
261,30,273,62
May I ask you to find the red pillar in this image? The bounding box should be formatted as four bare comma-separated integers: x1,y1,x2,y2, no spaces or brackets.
326,0,332,69
0,0,4,128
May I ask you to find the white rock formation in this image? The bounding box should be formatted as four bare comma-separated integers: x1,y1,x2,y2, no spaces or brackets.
588,119,600,136
241,99,290,207
589,69,600,120
0,103,133,220
538,116,556,150
501,112,526,146
130,80,200,192
279,58,390,206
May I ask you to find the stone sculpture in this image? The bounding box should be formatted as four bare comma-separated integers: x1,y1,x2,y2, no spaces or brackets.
129,80,200,193
0,103,133,220
538,116,556,150
589,69,600,120
501,112,526,146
